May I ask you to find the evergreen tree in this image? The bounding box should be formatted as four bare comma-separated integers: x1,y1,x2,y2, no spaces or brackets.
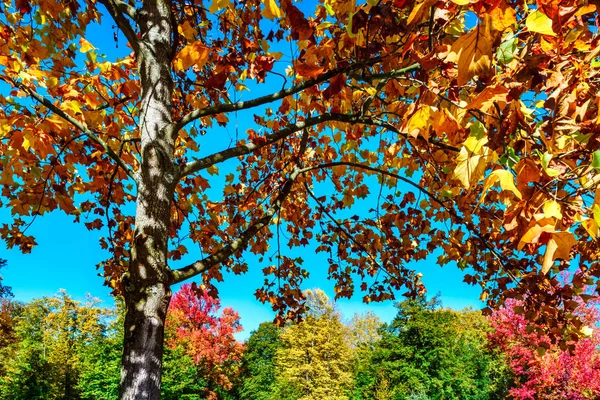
354,297,510,400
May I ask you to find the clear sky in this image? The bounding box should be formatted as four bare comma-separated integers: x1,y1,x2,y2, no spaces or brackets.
0,1,484,339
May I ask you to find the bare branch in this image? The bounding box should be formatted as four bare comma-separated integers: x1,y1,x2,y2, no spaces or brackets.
98,0,140,53
13,80,138,183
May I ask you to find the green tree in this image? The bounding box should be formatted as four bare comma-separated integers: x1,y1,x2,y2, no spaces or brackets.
347,312,382,400
238,322,281,400
0,291,110,400
354,297,510,400
275,289,354,400
77,300,123,400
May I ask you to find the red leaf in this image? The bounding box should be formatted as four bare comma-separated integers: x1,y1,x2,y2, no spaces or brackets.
15,0,31,14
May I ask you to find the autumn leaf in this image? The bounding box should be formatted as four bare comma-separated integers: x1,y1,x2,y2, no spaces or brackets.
480,169,522,203
407,0,437,27
402,105,433,139
445,16,493,86
517,223,555,251
295,62,324,79
526,10,556,36
174,41,210,71
453,136,496,189
209,0,230,12
262,0,282,20
542,231,575,274
79,38,95,53
542,200,562,220
467,85,509,113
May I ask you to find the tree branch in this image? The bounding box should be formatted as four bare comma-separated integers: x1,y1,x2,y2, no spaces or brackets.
98,0,140,53
178,113,351,177
179,110,457,179
13,80,138,183
297,161,510,269
173,60,417,133
171,166,302,284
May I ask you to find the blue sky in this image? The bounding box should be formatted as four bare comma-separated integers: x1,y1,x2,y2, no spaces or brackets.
1,206,483,338
0,0,484,339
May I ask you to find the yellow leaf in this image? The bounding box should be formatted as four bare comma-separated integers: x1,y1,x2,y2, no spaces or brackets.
178,21,197,42
450,0,470,4
22,136,31,151
480,169,522,202
541,231,575,274
207,165,219,176
404,105,433,139
174,41,210,71
63,100,83,114
526,10,556,36
262,0,282,20
445,16,493,86
581,326,594,337
543,200,562,220
406,0,437,27
453,138,495,189
79,38,96,53
581,218,598,239
517,224,555,251
209,0,230,12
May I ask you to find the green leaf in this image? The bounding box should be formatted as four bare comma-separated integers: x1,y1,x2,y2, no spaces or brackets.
469,120,485,139
592,150,600,172
497,37,517,65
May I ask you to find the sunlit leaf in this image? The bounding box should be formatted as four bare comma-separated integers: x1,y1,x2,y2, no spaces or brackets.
526,10,556,36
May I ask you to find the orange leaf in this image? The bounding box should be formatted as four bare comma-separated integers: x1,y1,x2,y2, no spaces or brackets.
174,41,210,71
295,62,324,79
445,16,493,86
467,85,509,113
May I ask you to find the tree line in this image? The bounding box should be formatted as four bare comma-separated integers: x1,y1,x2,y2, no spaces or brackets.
1,283,599,399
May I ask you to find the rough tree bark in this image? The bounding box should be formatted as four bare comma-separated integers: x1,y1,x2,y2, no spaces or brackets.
117,0,177,398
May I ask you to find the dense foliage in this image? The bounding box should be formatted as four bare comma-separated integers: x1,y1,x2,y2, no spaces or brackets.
5,287,600,399
353,297,511,400
489,297,600,400
2,0,600,395
0,286,244,400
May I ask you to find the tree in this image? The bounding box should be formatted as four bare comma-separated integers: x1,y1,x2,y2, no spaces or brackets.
238,322,281,400
2,0,600,398
274,289,354,400
163,283,244,400
354,297,510,400
0,291,110,400
489,297,600,399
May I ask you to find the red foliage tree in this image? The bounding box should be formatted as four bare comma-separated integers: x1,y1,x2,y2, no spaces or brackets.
489,297,600,400
166,284,244,398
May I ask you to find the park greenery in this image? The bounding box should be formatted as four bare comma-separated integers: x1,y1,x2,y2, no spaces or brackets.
1,0,600,398
1,282,600,399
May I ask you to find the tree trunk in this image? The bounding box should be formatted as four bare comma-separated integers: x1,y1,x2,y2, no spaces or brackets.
119,0,177,399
